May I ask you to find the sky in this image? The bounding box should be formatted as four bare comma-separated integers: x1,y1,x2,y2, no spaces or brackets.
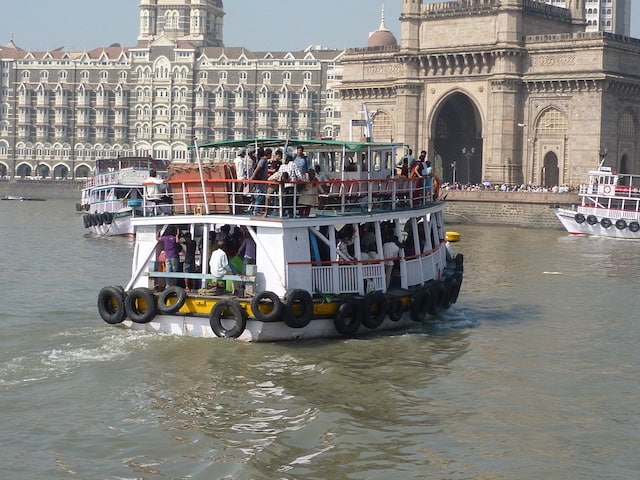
0,0,638,52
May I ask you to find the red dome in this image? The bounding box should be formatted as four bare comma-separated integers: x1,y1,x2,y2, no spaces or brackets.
368,30,398,48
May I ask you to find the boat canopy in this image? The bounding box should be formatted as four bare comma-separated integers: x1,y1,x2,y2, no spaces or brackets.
191,137,406,152
95,157,170,173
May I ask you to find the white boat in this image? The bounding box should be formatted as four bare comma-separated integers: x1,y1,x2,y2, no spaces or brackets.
79,157,169,236
555,163,640,239
96,138,464,342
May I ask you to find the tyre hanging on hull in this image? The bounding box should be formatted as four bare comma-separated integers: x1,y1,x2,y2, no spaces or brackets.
124,287,157,323
586,215,598,225
283,289,313,328
97,286,127,324
157,286,187,314
362,291,387,329
209,299,247,338
574,213,585,224
251,290,284,322
334,298,362,335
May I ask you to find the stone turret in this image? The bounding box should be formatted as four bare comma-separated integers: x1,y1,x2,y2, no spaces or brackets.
567,0,586,25
401,0,422,49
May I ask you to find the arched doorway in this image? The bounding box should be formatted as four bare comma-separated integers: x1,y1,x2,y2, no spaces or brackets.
16,164,32,178
542,152,559,187
432,92,483,185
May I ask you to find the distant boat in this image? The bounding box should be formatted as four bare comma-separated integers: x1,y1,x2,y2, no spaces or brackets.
555,162,640,239
78,156,169,237
1,196,46,201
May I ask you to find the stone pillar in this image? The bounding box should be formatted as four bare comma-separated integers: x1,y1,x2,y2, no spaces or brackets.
401,0,422,50
394,82,423,152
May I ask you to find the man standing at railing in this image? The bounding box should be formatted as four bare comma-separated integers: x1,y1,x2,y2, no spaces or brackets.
247,148,271,214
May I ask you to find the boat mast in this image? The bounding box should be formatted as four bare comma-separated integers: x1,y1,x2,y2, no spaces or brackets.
192,136,210,215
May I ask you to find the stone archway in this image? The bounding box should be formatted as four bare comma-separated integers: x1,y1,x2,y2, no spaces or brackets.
542,151,559,187
432,92,483,185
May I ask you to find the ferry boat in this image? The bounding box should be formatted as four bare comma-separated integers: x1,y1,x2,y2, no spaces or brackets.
78,156,169,236
555,162,640,239
96,138,464,341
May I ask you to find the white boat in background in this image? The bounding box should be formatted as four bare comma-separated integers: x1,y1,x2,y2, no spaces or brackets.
79,157,169,236
96,138,464,342
555,162,640,239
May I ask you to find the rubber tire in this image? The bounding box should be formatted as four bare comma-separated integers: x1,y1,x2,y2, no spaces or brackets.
157,286,187,315
586,215,598,225
575,213,585,224
386,295,404,322
103,212,113,224
97,286,126,324
450,272,463,304
83,215,91,228
124,287,157,323
334,298,362,335
362,291,387,329
600,218,612,229
251,290,284,322
410,286,431,322
209,299,247,338
428,281,446,315
283,289,314,328
630,221,640,233
615,219,627,230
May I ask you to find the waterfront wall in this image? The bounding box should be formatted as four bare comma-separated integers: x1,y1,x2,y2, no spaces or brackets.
0,180,83,200
442,190,579,230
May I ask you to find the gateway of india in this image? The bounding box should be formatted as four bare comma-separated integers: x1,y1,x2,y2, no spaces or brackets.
341,0,640,187
0,0,638,188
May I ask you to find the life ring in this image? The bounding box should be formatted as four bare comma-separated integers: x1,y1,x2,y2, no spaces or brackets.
575,213,585,224
362,291,387,329
157,286,187,314
615,219,627,230
410,286,431,322
386,295,404,322
334,298,362,335
428,281,446,315
600,218,612,229
586,215,598,225
283,289,314,328
82,215,91,228
209,299,247,338
103,212,114,224
97,286,127,324
629,221,640,233
603,185,612,195
124,287,157,323
251,290,284,322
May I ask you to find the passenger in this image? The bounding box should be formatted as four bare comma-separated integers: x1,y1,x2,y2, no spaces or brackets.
424,160,433,202
209,239,233,292
314,164,330,193
271,149,283,174
156,226,181,287
144,169,172,214
297,168,323,216
383,233,403,289
181,232,197,292
248,148,271,214
233,149,251,205
398,157,409,177
293,145,310,179
278,153,305,216
264,170,290,216
237,228,256,274
336,231,355,262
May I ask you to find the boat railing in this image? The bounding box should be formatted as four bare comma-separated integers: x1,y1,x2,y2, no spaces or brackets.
288,245,443,295
141,176,435,218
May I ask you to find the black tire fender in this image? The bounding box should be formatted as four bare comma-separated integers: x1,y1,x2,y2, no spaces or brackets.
586,215,598,225
600,218,612,229
157,286,187,314
362,291,387,329
629,221,640,233
83,215,91,228
124,287,157,323
334,298,362,335
410,286,431,322
251,290,284,322
283,289,313,328
103,212,114,224
386,295,404,322
575,213,585,224
428,281,446,315
209,299,247,338
97,286,126,324
615,219,627,230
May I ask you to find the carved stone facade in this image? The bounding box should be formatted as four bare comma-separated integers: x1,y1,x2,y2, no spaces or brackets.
339,0,640,187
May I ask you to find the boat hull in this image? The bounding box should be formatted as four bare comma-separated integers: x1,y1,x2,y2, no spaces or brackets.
120,311,426,342
83,210,135,237
555,208,640,239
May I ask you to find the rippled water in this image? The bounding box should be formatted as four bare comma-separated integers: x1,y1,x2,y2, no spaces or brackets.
1,200,639,479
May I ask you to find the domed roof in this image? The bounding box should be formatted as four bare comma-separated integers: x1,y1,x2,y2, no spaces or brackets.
367,5,397,48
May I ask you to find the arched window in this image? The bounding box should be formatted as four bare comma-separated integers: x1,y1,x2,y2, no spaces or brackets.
536,108,567,135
